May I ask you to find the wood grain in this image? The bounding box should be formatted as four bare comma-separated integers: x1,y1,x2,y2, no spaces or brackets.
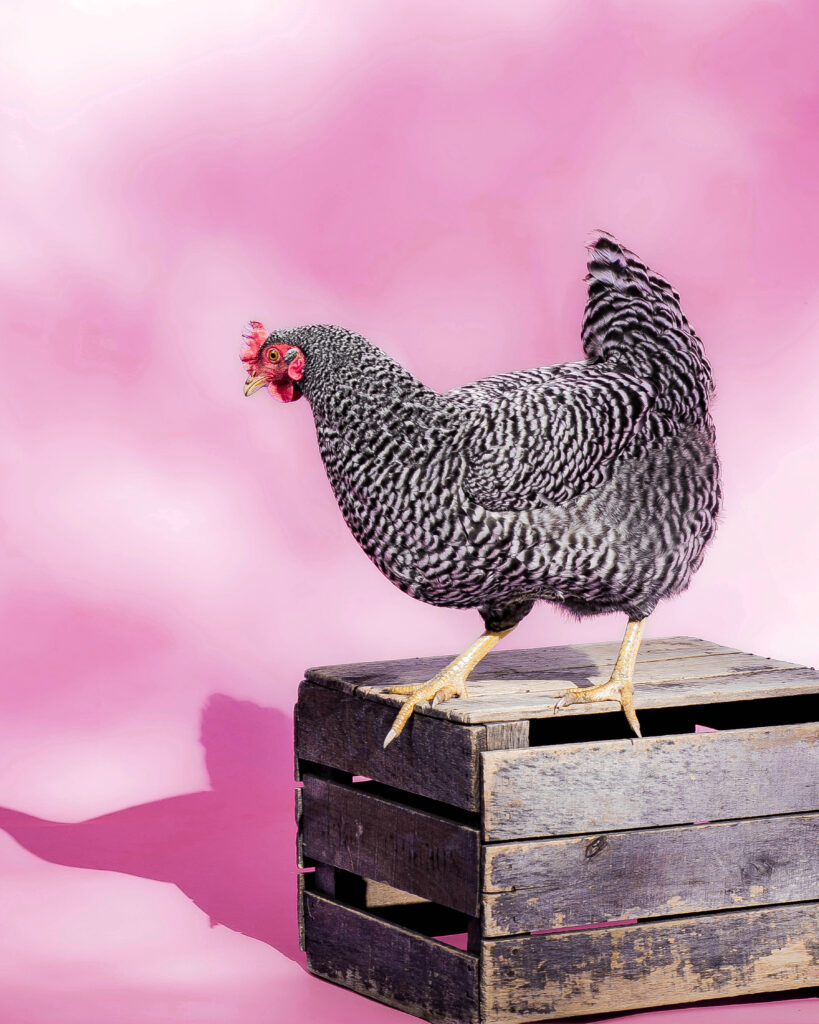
297,871,306,951
304,891,479,1024
295,785,304,867
482,722,819,840
306,639,815,725
306,636,742,695
362,878,430,908
357,663,816,725
482,812,819,935
481,901,819,1022
484,721,530,750
295,680,485,811
301,774,480,915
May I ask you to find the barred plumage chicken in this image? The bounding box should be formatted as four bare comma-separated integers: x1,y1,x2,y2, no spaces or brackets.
241,233,720,745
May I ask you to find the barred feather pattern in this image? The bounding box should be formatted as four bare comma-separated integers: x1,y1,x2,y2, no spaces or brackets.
268,234,720,631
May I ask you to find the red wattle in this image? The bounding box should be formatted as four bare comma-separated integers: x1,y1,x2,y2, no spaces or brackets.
269,380,300,403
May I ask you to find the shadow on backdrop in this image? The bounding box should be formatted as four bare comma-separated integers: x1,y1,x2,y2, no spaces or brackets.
0,694,303,962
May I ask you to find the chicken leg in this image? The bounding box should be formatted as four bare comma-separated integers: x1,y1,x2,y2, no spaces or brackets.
554,618,646,737
382,628,514,748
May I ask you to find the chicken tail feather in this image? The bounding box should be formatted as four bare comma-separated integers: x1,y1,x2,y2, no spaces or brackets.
581,231,715,430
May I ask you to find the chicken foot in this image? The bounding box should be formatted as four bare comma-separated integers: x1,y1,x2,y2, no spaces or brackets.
382,627,514,749
553,618,646,737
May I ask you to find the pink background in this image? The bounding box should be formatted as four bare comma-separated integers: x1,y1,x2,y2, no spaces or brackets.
1,1,817,1022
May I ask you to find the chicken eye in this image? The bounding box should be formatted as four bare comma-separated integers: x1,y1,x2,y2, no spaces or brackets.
266,348,280,362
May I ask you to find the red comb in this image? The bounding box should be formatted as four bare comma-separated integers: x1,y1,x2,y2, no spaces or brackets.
240,321,268,366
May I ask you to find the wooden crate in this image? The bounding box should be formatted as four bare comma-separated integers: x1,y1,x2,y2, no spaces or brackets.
294,636,819,1023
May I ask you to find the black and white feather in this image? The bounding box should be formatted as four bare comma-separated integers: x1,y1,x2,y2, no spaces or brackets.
268,233,721,634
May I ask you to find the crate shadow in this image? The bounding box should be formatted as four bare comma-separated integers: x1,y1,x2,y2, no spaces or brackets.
0,693,304,962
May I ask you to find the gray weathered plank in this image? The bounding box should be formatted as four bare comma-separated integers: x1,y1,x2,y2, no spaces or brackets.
295,681,484,811
301,774,480,915
304,891,479,1024
482,722,819,840
481,900,819,1022
354,661,814,725
482,812,819,935
306,636,743,696
484,721,530,750
439,667,819,723
360,651,800,699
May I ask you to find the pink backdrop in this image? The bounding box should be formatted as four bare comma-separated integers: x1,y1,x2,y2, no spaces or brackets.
1,2,817,1022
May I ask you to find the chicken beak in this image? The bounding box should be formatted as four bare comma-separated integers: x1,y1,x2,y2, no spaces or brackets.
244,374,267,397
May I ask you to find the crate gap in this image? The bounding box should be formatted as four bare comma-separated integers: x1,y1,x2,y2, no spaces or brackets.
299,760,481,827
528,693,817,747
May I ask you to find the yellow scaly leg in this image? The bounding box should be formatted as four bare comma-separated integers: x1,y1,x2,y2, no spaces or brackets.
383,628,514,748
554,618,646,737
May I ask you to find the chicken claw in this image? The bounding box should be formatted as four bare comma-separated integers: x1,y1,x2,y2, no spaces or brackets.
553,617,646,737
382,627,513,749
382,673,469,749
554,673,642,737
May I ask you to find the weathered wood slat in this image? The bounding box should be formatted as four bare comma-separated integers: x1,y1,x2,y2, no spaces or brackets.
304,891,479,1024
306,636,743,695
484,721,530,750
482,722,819,840
295,785,304,867
297,871,307,951
480,901,819,1022
482,812,819,935
441,667,819,723
295,681,484,811
301,774,481,915
361,651,800,698
363,878,430,908
355,662,814,725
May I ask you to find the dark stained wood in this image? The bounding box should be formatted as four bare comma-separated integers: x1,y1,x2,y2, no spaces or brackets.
295,680,485,811
297,871,307,951
484,721,529,750
312,863,336,897
293,703,301,782
467,916,482,954
480,901,819,1022
482,722,819,840
482,812,819,935
304,891,479,1024
301,774,480,915
295,785,304,867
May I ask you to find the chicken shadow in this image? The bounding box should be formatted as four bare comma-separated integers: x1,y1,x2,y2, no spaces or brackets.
0,694,304,962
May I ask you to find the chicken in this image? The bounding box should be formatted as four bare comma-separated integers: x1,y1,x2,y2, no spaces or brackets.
241,233,720,746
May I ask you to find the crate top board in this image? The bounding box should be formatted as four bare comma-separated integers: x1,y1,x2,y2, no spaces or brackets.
305,635,818,725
